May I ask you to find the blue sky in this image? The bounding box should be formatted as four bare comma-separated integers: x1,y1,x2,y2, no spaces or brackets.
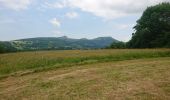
0,0,169,41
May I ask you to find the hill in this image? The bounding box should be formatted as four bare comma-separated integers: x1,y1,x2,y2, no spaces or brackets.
0,36,119,52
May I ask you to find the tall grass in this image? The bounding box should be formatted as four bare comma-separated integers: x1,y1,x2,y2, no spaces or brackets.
0,49,170,78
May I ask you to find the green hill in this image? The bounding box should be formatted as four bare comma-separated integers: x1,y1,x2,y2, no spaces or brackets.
0,36,118,52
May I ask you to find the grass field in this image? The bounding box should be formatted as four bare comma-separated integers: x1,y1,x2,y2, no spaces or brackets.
0,49,170,100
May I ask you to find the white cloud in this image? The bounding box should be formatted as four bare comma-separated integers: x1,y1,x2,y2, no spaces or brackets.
118,25,131,29
43,1,67,9
49,18,61,27
0,0,31,11
66,12,78,19
113,24,134,30
51,0,170,19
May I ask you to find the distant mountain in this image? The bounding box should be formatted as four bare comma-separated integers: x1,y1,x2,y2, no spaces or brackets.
0,36,119,52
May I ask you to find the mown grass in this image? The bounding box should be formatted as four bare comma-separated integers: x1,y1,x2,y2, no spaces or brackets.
0,57,170,100
0,49,170,78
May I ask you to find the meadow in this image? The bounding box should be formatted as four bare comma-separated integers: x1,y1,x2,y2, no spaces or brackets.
0,49,170,99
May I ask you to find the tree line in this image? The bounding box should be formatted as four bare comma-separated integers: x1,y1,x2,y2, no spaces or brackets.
109,3,170,49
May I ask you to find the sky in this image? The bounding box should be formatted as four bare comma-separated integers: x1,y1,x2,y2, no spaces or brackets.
0,0,169,42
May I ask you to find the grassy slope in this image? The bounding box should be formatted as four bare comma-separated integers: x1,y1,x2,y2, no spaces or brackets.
0,49,170,78
0,57,170,100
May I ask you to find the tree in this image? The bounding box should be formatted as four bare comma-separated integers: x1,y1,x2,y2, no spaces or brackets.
108,42,126,49
0,42,5,53
127,3,170,48
0,42,18,53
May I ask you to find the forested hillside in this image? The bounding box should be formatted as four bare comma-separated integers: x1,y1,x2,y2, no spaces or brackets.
0,36,118,53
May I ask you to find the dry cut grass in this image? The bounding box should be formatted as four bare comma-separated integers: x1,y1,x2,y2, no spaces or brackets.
0,57,170,100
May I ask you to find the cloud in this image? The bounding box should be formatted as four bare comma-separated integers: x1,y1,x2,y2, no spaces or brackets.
66,12,78,19
0,0,31,11
113,24,134,30
49,18,61,27
43,1,67,9
49,0,170,19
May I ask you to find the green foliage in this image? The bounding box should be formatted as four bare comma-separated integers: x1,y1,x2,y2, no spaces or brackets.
0,37,118,52
0,42,5,53
127,3,170,48
108,42,126,49
0,42,17,53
